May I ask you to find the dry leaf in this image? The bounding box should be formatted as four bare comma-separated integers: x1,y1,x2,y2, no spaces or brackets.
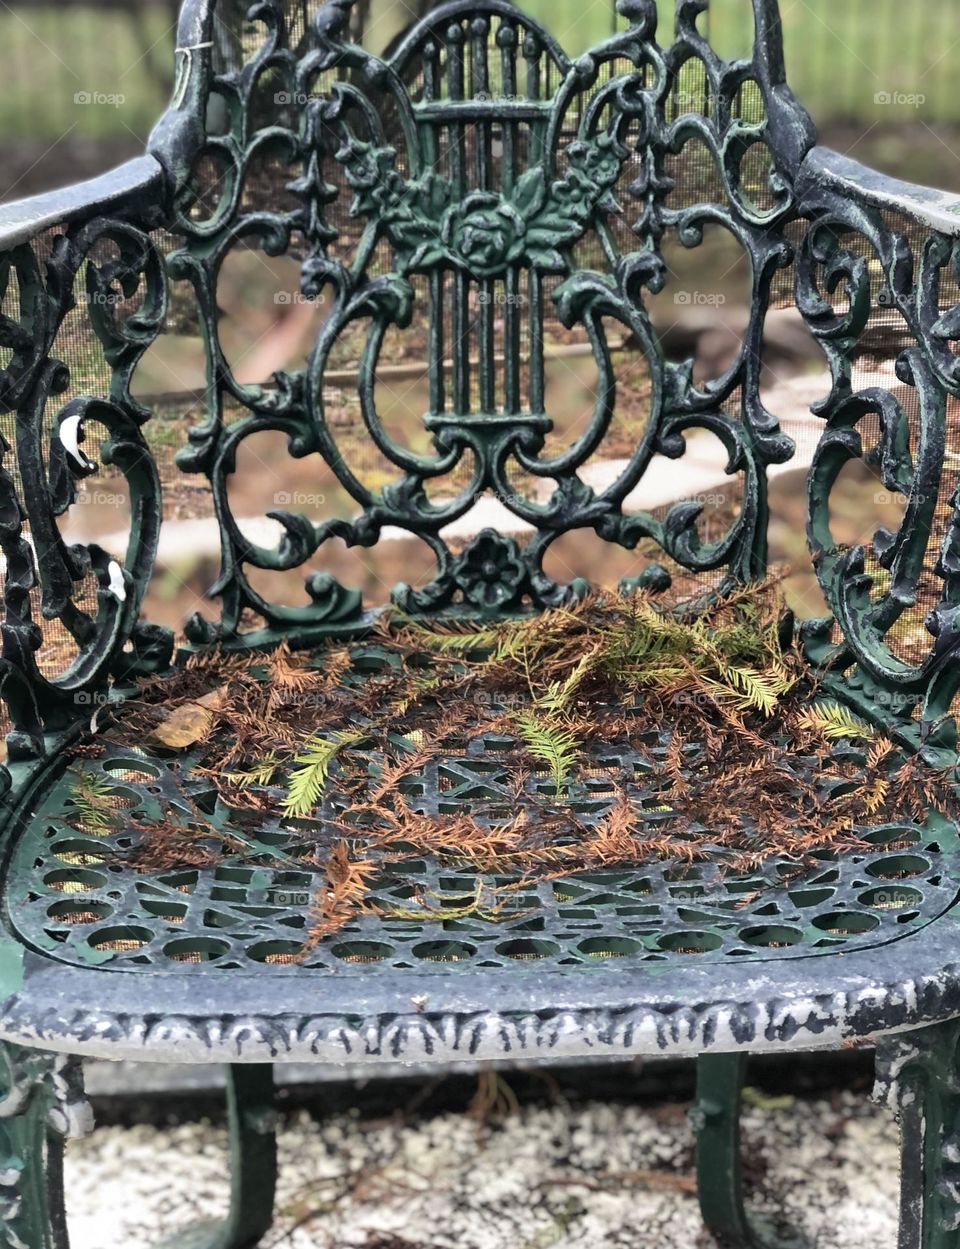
151,688,225,749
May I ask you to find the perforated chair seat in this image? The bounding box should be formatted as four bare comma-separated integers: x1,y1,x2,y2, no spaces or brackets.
5,703,959,1066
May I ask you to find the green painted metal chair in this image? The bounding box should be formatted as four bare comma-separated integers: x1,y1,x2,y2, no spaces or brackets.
2,0,960,1244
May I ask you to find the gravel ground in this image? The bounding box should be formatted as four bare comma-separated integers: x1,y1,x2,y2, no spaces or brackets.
64,1083,901,1248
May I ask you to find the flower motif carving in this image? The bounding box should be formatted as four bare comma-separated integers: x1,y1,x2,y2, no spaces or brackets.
335,130,629,276
154,0,815,645
453,530,529,610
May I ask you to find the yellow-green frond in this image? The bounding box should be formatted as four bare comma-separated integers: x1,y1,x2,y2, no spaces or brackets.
796,701,876,741
281,730,366,818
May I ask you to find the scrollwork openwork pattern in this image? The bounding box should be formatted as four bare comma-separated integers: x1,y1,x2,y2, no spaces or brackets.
160,0,814,641
11,0,959,765
0,194,174,767
796,160,960,759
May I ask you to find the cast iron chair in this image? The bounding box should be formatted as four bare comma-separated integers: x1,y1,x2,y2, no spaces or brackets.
2,0,960,1244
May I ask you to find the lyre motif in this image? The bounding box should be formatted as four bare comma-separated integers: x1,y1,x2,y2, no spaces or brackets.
158,0,814,638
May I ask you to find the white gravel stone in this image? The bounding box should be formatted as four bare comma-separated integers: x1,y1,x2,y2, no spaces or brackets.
64,1090,900,1248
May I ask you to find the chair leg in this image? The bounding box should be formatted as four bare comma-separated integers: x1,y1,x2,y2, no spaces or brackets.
876,1020,960,1249
693,1053,808,1249
0,1041,92,1249
157,1064,277,1249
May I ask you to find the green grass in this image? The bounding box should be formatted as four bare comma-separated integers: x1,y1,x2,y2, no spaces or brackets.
0,0,958,149
0,6,172,142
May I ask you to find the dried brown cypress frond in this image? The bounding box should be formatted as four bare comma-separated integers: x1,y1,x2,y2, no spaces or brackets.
86,580,956,939
368,746,440,804
304,840,379,945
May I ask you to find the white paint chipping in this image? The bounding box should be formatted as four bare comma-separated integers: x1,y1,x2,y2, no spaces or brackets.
105,560,126,603
59,415,95,473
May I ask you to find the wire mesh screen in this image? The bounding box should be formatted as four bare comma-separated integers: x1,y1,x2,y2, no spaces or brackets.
173,3,809,619
0,226,123,685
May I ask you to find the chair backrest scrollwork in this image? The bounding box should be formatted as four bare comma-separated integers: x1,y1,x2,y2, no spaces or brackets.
152,0,815,641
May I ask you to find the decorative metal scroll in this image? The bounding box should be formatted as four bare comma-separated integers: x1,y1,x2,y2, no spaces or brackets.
157,0,815,643
0,213,174,768
795,184,960,759
0,1043,91,1248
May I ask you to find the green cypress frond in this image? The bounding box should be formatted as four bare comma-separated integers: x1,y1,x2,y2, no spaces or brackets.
67,771,119,835
225,755,281,789
536,646,601,712
511,711,581,796
711,662,795,716
398,617,528,656
423,627,505,653
281,730,366,817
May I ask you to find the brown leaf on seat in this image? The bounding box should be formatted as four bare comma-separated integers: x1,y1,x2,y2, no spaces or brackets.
150,687,226,750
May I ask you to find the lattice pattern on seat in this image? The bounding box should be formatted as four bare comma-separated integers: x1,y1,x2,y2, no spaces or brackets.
10,732,958,977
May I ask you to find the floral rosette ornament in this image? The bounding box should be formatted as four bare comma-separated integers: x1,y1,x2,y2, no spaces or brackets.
453,530,529,609
440,192,528,276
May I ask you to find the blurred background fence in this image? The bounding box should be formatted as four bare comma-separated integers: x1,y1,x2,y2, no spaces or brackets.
1,0,959,200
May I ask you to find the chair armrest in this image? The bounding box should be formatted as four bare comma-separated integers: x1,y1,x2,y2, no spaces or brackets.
0,156,167,251
0,154,174,768
791,144,960,758
796,146,960,236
